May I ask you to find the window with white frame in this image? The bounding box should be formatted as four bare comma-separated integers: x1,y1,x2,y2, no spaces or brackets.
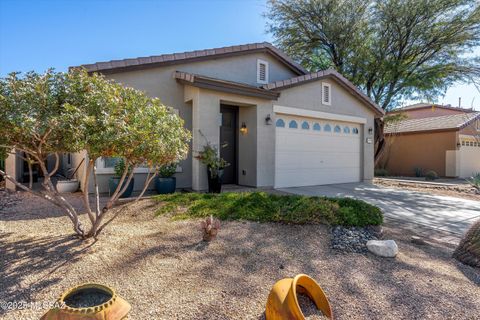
257,59,269,84
321,82,331,106
103,157,121,168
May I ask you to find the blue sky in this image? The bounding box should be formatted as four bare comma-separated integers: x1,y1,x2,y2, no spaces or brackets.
1,0,479,110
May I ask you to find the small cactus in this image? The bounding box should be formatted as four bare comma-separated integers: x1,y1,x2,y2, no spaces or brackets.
201,215,220,241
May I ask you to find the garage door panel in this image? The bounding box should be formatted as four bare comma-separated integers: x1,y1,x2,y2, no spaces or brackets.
459,147,480,178
275,115,361,188
275,167,360,188
276,152,360,169
277,133,360,152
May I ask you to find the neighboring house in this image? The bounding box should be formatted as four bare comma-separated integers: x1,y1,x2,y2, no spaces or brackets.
5,42,384,192
383,104,480,178
389,102,476,119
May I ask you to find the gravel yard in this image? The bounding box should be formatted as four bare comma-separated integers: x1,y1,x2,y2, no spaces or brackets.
1,191,479,320
374,178,480,201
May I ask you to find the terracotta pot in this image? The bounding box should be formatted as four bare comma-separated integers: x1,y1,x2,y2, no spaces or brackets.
265,274,333,320
41,283,131,320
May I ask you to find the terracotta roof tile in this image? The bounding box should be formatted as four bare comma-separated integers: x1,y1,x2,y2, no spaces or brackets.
73,42,307,75
390,103,476,113
385,112,480,134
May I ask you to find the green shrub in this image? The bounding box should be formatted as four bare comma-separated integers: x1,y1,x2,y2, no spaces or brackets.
425,170,438,181
113,158,132,178
333,197,384,226
155,192,383,227
159,163,177,178
467,173,480,193
374,168,389,177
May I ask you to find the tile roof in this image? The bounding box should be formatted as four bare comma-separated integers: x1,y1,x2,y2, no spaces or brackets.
385,112,480,134
74,42,307,75
262,69,384,116
174,70,383,115
390,103,475,113
174,71,280,100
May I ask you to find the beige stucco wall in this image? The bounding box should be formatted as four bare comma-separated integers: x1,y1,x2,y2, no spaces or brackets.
71,51,377,192
383,131,457,177
185,86,271,190
96,51,297,191
5,150,22,190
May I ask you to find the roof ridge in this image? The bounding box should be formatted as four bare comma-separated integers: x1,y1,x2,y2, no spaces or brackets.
74,42,307,75
262,68,384,116
385,111,480,134
391,103,476,112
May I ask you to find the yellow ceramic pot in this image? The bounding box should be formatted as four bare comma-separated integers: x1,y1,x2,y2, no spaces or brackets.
41,283,131,320
265,274,333,320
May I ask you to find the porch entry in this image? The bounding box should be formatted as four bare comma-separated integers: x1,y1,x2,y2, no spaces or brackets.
220,105,238,184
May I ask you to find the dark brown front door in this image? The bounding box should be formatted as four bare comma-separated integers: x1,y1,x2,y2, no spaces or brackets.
220,105,237,184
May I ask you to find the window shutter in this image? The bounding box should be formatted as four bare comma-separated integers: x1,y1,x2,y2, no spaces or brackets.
322,83,331,105
259,63,266,81
257,59,269,84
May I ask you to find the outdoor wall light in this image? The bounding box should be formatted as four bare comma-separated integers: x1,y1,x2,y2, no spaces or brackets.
240,122,248,135
265,114,273,125
368,127,373,135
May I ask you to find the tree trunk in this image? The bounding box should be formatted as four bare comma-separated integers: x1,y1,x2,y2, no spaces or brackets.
27,159,33,189
374,117,386,166
453,220,480,268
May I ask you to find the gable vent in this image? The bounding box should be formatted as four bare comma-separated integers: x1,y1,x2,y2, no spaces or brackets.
257,59,269,84
322,82,331,105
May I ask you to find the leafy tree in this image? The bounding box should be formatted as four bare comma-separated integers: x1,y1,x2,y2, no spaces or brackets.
0,69,191,238
266,0,480,267
266,0,480,162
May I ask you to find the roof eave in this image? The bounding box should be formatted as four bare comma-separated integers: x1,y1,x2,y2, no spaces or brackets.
385,128,459,135
175,72,280,100
263,70,384,117
71,43,307,76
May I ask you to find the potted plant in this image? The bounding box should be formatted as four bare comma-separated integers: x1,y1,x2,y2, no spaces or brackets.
195,141,229,193
155,163,177,194
108,158,135,198
56,178,80,193
55,158,84,193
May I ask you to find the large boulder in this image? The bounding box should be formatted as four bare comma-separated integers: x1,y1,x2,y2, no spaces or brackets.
366,240,398,258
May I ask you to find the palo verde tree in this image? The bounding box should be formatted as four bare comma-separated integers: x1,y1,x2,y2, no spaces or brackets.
0,69,191,238
266,0,480,163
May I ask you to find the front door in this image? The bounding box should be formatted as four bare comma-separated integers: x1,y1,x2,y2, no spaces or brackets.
220,105,237,184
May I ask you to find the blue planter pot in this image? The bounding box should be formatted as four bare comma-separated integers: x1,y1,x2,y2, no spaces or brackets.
109,177,135,198
155,177,176,194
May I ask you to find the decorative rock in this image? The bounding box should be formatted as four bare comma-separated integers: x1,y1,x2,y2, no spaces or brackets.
366,240,398,258
331,226,378,253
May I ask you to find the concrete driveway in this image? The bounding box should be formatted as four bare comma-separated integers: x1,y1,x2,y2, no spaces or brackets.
279,183,480,237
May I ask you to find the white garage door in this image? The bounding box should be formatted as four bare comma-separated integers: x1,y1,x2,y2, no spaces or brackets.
274,115,362,188
459,139,480,178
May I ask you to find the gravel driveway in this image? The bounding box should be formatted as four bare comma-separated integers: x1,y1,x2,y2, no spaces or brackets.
1,192,479,319
279,183,480,239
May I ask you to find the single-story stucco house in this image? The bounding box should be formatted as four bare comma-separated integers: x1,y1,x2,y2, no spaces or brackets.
382,103,480,178
5,42,384,193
